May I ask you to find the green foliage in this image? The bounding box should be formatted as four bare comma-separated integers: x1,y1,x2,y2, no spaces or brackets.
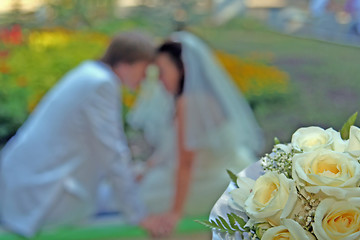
227,169,239,188
340,112,358,140
195,213,247,235
0,70,28,144
0,30,108,144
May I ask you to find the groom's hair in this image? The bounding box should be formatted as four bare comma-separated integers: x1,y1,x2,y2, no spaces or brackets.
101,31,155,66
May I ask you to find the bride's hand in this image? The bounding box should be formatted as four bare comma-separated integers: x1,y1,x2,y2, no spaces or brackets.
140,215,173,238
158,211,181,234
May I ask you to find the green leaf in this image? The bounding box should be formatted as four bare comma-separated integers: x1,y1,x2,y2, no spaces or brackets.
227,169,239,188
219,216,231,229
227,214,241,231
274,137,280,145
230,213,247,229
219,216,235,234
213,219,228,233
215,218,225,229
196,215,243,234
340,112,358,140
195,220,218,229
256,226,262,238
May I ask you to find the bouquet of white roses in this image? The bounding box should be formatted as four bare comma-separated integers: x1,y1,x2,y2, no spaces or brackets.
199,113,360,240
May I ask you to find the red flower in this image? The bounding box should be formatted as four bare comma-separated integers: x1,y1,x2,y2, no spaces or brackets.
0,50,10,59
0,25,23,45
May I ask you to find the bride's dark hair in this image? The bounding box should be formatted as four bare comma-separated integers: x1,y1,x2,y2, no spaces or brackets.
157,41,185,98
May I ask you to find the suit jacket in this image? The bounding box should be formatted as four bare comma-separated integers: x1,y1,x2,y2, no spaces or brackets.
0,61,146,237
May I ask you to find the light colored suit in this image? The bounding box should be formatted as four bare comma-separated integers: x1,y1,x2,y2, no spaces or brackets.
0,61,146,237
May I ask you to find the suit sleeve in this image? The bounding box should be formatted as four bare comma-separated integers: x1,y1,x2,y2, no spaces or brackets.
85,80,147,224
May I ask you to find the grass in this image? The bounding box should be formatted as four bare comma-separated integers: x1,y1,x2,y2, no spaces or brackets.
192,18,360,152
0,216,210,240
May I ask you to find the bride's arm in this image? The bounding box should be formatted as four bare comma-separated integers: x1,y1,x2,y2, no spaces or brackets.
172,96,195,220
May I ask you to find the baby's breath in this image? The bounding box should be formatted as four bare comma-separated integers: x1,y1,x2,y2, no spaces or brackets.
261,145,296,178
293,186,320,232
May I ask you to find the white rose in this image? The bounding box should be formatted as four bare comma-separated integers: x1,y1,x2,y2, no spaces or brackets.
291,126,333,152
314,198,360,240
326,128,348,152
231,172,298,226
292,149,360,199
346,126,360,157
262,219,315,240
274,143,293,154
230,177,255,211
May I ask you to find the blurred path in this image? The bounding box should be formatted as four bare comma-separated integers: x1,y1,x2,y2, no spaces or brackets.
270,9,360,47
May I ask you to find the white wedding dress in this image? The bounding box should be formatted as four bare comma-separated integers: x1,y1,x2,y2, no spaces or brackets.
128,31,264,217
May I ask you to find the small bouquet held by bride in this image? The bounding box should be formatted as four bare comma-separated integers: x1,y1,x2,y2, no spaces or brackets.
199,113,360,240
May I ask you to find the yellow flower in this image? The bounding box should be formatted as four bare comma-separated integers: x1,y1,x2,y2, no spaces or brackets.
215,50,289,98
326,128,348,152
262,219,315,240
314,198,360,240
123,95,136,109
291,126,333,152
122,87,138,109
292,149,360,199
28,29,70,50
231,172,298,226
346,126,360,157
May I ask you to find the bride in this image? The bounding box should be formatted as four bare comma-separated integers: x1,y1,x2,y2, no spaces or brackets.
128,31,264,230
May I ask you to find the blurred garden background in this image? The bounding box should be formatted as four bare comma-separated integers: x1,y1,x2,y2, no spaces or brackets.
1,0,359,152
0,0,360,238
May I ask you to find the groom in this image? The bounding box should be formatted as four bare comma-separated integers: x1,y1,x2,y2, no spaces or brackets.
0,32,168,237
